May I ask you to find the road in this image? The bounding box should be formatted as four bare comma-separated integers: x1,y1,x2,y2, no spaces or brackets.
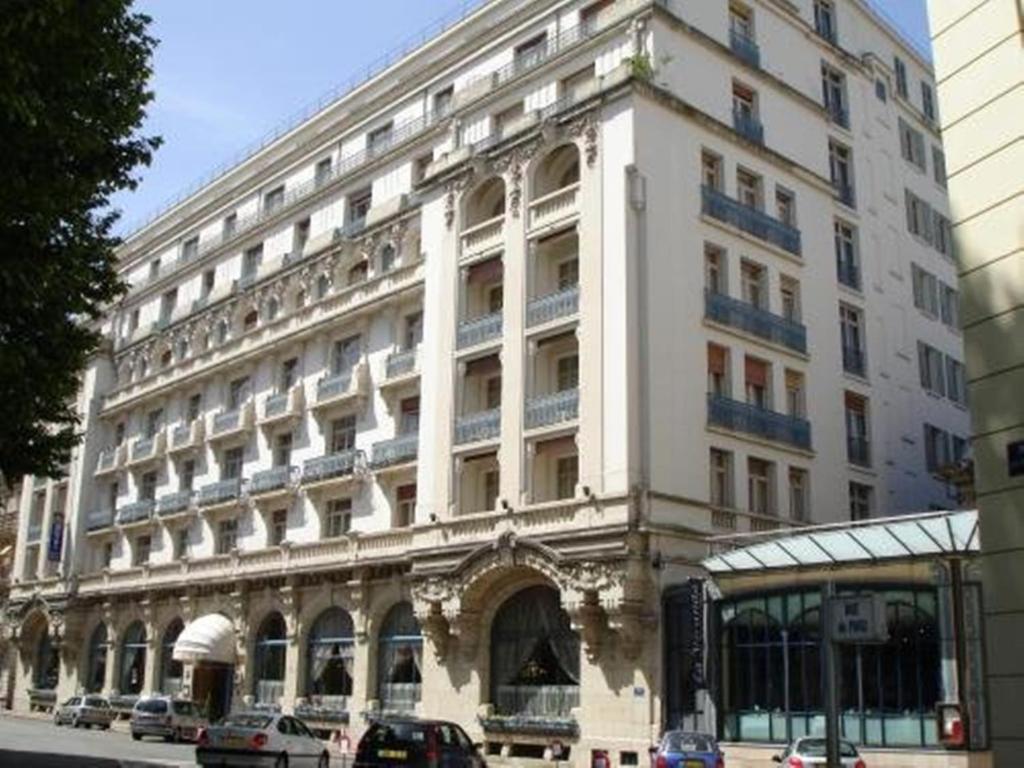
0,714,197,767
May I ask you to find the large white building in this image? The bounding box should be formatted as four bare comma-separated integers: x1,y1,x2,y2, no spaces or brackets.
5,0,973,764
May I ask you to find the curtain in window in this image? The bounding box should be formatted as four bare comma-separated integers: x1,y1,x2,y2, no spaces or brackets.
119,622,147,695
86,623,108,693
377,603,422,711
254,613,287,706
307,607,354,703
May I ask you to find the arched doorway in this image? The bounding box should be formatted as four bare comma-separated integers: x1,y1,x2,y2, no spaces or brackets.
119,622,147,696
173,613,236,722
377,602,422,713
85,623,108,694
34,627,60,692
253,612,286,708
306,607,354,712
490,584,580,718
159,619,184,696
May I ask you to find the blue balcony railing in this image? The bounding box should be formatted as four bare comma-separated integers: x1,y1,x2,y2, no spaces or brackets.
212,408,242,435
302,450,359,484
317,371,352,402
708,394,812,450
86,509,115,531
250,466,294,495
729,28,760,68
527,285,579,327
116,500,154,525
705,291,807,354
843,345,867,377
525,389,580,429
457,312,503,349
701,186,801,255
455,409,501,444
131,435,159,462
370,433,419,469
156,491,192,516
264,391,290,419
198,478,242,507
385,349,417,379
733,108,764,145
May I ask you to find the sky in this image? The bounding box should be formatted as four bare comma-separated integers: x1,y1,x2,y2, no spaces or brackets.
110,0,932,235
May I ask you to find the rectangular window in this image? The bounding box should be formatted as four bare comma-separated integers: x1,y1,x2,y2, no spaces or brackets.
829,140,854,205
894,56,908,98
280,358,298,390
946,356,967,406
404,311,424,349
133,535,151,566
557,355,580,391
273,432,292,467
180,459,195,492
347,187,373,222
940,283,960,329
849,482,873,521
202,269,215,297
834,220,860,290
102,541,114,568
216,519,238,555
433,86,454,116
747,457,774,516
395,484,417,528
485,376,502,410
160,289,177,323
933,212,953,257
108,481,119,512
924,423,951,471
294,218,311,254
775,187,796,227
840,304,866,376
314,157,333,187
705,244,726,295
875,78,887,102
513,32,548,70
145,408,163,438
814,0,836,42
367,122,394,153
921,82,935,121
736,168,761,209
140,471,158,502
181,236,199,262
228,376,250,409
708,343,729,398
484,469,500,511
263,186,285,214
556,455,579,500
324,498,352,538
332,335,361,375
741,260,766,308
242,244,263,278
898,118,927,171
223,213,237,239
789,468,809,522
785,370,805,418
149,259,161,279
270,509,287,546
701,151,723,192
744,356,770,409
780,276,801,322
128,308,140,333
400,396,420,435
932,147,947,188
912,263,940,316
918,341,947,396
173,529,188,559
329,415,357,454
187,393,202,422
710,449,733,508
845,392,870,466
821,63,847,125
221,446,244,481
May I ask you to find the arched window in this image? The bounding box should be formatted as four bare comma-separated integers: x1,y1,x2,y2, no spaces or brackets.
160,619,185,696
463,177,506,229
119,621,147,695
532,144,581,200
254,612,287,707
306,608,354,708
85,623,108,694
34,628,60,691
490,585,580,718
377,602,422,712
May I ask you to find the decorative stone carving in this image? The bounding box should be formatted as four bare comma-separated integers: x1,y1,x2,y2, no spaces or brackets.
444,173,474,229
567,112,599,167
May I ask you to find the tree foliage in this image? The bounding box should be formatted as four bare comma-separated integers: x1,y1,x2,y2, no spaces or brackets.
0,0,160,482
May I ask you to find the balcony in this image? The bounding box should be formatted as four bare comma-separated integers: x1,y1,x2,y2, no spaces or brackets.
826,102,849,129
461,215,505,259
156,491,193,517
313,362,369,412
384,348,419,382
127,432,166,467
527,183,580,232
527,286,579,328
85,509,115,532
732,108,764,145
701,186,801,256
832,180,855,208
169,419,205,454
457,313,503,350
370,433,419,471
455,408,501,445
837,261,861,291
198,478,243,508
95,445,126,476
302,450,360,487
729,28,760,68
705,291,807,354
848,436,871,467
249,465,295,498
525,389,580,430
842,345,867,378
209,401,255,442
707,394,812,450
116,499,155,526
259,384,305,426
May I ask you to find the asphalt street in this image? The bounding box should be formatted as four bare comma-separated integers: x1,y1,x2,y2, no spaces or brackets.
0,714,196,767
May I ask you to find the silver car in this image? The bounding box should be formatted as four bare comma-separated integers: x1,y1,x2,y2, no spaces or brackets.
131,695,208,742
196,711,330,768
773,737,866,767
53,694,114,729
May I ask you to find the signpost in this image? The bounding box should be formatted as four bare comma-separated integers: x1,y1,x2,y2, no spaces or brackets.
823,586,888,767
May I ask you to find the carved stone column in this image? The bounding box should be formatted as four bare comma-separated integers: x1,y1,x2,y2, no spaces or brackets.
142,598,158,695
230,588,250,711
280,583,301,713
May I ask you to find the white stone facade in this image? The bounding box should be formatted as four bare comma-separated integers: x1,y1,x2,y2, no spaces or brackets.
5,0,968,764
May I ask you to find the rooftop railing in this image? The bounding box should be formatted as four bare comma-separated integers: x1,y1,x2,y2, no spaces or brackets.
455,408,501,444
525,389,580,430
302,450,359,484
701,186,802,255
370,433,419,469
705,290,807,354
707,393,812,450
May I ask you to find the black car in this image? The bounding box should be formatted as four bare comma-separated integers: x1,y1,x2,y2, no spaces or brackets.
354,718,486,768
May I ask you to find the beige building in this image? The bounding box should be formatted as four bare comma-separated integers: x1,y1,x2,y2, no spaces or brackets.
5,0,974,765
926,1,1024,765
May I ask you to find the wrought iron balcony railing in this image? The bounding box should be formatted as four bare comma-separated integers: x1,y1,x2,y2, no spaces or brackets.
707,393,812,450
454,409,501,444
705,290,807,354
302,450,359,484
527,285,579,327
198,478,242,507
317,371,353,402
250,466,295,495
385,348,418,379
833,180,856,208
842,345,867,377
370,433,419,469
116,499,155,525
701,186,801,255
733,108,764,145
86,509,115,531
729,28,760,68
457,312,502,349
525,389,580,429
826,101,849,129
156,491,193,516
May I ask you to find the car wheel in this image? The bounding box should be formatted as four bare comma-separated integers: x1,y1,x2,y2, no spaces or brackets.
71,716,80,729
318,752,330,768
131,731,141,741
274,754,288,768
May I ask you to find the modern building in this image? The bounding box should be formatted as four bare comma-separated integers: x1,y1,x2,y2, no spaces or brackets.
925,2,1024,765
5,0,970,764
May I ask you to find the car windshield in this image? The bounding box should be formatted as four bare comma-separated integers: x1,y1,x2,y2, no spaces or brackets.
172,701,196,715
798,739,858,758
84,697,107,707
136,699,168,714
664,733,715,753
364,721,428,745
222,714,273,730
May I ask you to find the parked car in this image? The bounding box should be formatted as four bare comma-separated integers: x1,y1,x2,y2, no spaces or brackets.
53,694,114,729
196,711,330,767
649,731,724,768
772,737,866,768
131,695,207,742
354,717,486,768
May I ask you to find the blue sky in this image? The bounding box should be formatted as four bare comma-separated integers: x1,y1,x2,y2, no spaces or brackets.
111,0,931,235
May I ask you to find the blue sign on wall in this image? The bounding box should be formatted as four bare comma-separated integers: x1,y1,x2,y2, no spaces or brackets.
47,515,64,562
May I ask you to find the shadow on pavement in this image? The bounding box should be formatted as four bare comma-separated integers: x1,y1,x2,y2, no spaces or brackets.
0,751,176,768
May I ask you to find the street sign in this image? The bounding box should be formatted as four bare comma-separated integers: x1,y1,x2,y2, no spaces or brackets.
47,514,64,562
828,594,888,643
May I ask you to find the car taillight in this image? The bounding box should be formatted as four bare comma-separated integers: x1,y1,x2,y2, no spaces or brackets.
854,760,866,768
655,755,667,768
426,728,439,767
787,758,804,768
250,732,269,750
197,728,209,746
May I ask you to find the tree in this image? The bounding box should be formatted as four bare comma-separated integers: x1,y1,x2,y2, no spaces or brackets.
0,0,160,482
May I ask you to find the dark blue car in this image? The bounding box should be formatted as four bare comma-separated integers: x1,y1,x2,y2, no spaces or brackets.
650,731,724,768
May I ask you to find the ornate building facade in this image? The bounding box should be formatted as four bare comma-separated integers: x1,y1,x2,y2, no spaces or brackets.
6,0,969,764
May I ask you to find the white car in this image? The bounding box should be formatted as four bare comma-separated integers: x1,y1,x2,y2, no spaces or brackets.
196,711,330,768
773,737,866,768
131,695,208,742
